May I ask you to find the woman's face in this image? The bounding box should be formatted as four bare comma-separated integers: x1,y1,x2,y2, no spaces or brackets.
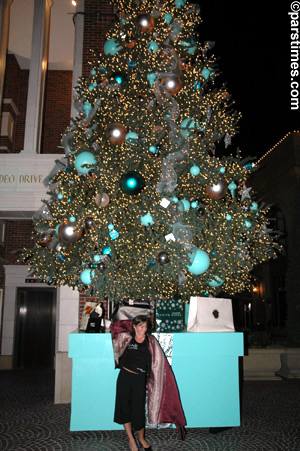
134,321,147,336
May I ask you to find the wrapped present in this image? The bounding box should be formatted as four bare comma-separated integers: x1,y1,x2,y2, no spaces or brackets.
155,298,183,332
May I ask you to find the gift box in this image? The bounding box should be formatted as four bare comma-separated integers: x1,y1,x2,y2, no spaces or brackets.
187,296,235,332
155,298,183,332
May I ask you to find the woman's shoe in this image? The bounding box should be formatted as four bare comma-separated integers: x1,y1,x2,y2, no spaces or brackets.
143,447,152,451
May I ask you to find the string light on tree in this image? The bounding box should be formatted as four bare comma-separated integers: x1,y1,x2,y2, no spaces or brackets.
21,0,280,303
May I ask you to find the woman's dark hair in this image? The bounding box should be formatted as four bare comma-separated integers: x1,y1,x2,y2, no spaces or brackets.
132,315,151,334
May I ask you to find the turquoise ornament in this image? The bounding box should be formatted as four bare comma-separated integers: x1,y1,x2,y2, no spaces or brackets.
74,151,96,174
148,41,159,53
186,45,197,55
201,67,211,80
226,214,232,221
93,255,101,262
245,219,252,228
104,39,123,55
186,248,210,275
125,132,139,144
220,167,226,174
172,197,178,203
149,145,157,153
120,171,145,195
108,223,114,231
55,224,60,235
57,193,63,200
83,101,92,117
56,253,65,262
112,71,127,87
228,181,237,198
250,202,258,211
208,276,224,287
194,81,201,90
80,269,94,285
175,0,187,8
109,229,119,240
180,118,198,137
88,82,97,92
69,216,76,223
244,162,254,170
191,200,198,208
140,213,154,226
190,164,200,176
178,198,191,212
90,69,96,76
147,72,156,87
102,246,111,255
164,13,172,25
128,61,136,69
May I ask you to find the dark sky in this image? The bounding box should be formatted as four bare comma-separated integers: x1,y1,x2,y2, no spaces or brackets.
196,0,300,159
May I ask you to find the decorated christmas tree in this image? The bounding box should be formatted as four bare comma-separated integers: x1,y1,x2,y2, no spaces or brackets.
22,0,280,303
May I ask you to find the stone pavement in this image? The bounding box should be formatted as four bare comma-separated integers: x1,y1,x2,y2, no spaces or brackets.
0,369,299,451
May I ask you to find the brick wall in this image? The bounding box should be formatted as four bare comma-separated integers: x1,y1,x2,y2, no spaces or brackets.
13,70,29,153
1,57,72,154
4,221,34,265
41,70,73,154
82,0,114,77
2,54,21,104
0,54,25,153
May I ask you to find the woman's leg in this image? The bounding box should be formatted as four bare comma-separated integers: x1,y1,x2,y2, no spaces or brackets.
137,427,151,449
123,422,138,451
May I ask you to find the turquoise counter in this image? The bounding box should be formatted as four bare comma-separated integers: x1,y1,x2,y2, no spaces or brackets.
68,331,244,431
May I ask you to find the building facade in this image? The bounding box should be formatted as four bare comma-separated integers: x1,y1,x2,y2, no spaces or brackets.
0,0,114,402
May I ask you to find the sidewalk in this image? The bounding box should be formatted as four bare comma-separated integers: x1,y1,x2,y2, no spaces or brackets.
0,369,299,450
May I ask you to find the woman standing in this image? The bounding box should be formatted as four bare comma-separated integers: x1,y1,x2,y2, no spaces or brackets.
111,315,186,451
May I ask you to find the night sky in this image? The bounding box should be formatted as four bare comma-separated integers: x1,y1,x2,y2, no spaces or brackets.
196,0,299,159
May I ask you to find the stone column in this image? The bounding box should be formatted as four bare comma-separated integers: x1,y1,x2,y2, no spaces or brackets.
71,0,84,119
23,0,53,154
0,0,14,111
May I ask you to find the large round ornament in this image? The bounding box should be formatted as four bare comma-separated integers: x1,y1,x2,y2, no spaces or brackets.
39,233,52,247
105,122,127,145
95,192,110,207
80,269,94,285
161,74,182,96
136,13,155,32
178,198,190,212
104,39,123,55
74,151,96,174
58,221,83,243
208,276,224,287
186,248,210,275
156,251,170,265
190,164,200,176
120,171,145,195
111,72,127,88
205,179,228,199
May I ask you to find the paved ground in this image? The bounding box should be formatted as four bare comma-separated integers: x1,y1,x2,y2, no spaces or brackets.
0,369,300,450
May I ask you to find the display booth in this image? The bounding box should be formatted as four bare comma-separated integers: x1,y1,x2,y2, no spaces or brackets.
68,331,243,431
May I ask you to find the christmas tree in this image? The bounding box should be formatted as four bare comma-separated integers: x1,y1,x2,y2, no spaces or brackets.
22,0,280,302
